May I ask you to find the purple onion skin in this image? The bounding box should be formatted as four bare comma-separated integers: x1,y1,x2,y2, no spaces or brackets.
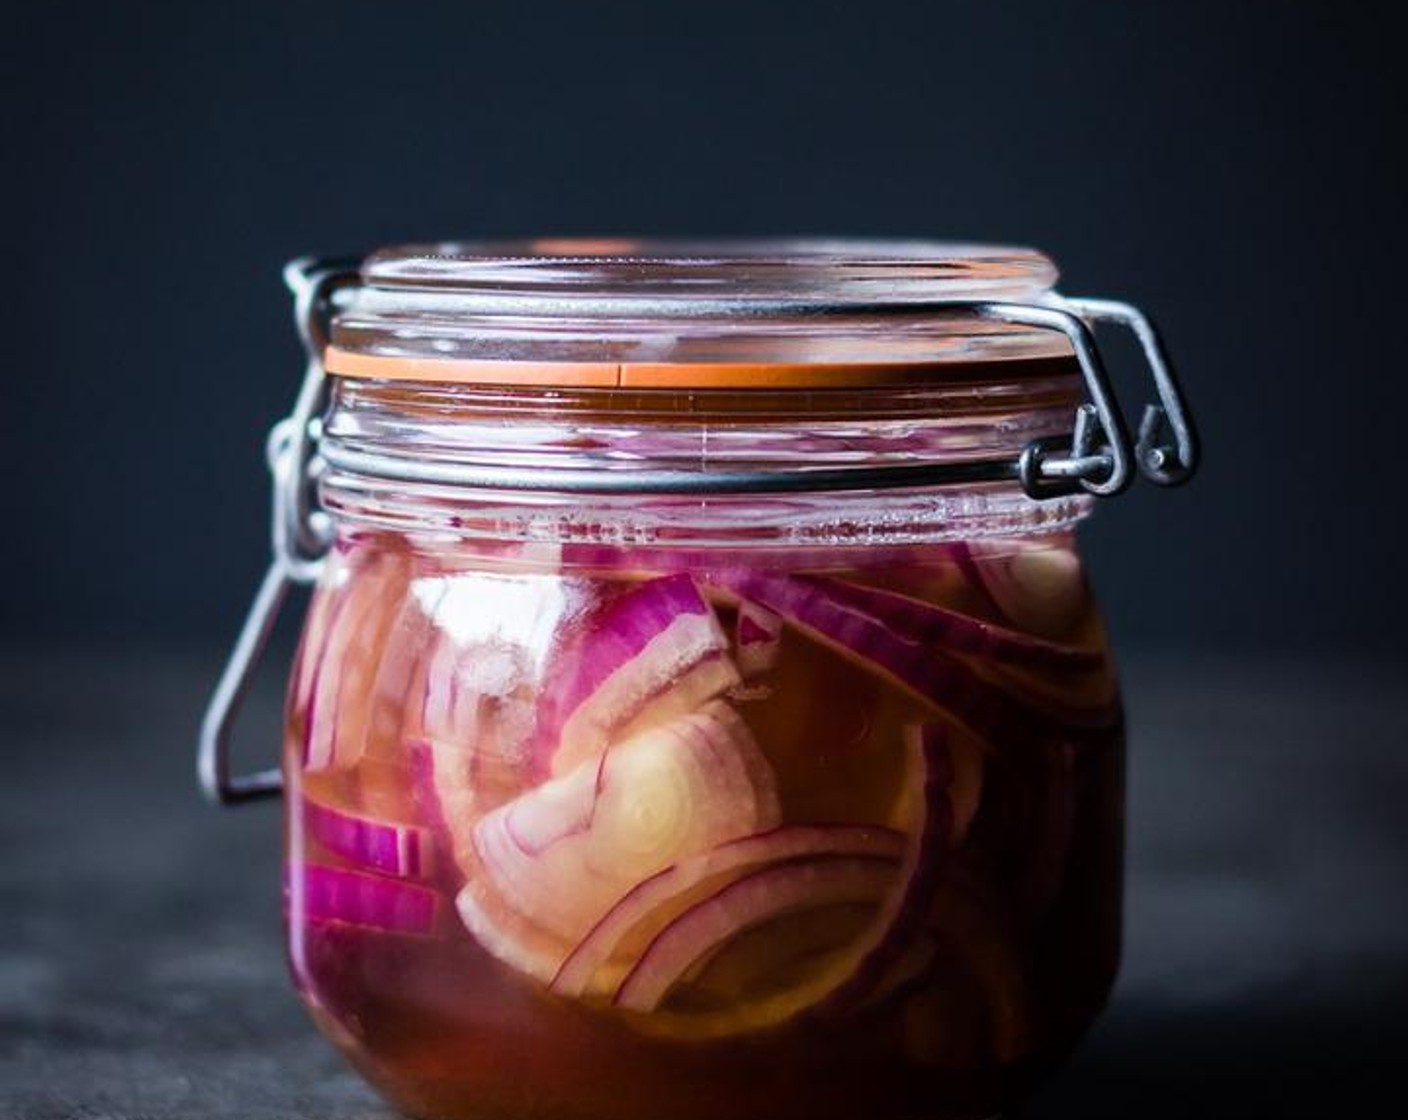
552,573,716,719
533,573,738,776
612,854,903,1011
289,864,442,936
550,824,908,997
300,590,348,771
600,728,952,1017
809,575,1103,673
703,569,1112,742
303,796,430,879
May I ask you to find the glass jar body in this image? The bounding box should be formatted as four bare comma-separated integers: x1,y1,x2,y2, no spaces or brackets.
282,522,1123,1120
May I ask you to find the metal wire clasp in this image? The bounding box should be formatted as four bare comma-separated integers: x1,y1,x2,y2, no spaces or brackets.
196,257,359,805
1064,298,1199,486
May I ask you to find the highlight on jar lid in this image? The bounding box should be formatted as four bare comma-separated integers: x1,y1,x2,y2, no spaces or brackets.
322,238,1080,389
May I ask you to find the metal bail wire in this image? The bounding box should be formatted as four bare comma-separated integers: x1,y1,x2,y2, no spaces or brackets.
197,258,358,805
198,254,1199,807
1065,297,1199,485
313,298,1148,499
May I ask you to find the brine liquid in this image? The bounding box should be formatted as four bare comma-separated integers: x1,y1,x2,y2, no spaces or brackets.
283,532,1123,1120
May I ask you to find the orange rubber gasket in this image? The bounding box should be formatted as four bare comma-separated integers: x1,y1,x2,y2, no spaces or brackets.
323,348,1077,388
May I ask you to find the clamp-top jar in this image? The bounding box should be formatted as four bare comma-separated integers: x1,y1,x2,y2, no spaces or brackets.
201,240,1196,1120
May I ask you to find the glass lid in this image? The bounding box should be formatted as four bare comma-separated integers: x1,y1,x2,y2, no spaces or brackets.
358,238,1058,304
324,238,1076,387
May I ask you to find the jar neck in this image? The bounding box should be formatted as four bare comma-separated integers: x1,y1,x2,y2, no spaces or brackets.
318,375,1095,547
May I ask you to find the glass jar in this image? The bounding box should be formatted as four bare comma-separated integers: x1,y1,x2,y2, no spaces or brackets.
200,240,1196,1120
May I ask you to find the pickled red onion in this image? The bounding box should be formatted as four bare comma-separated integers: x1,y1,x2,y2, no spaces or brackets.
290,864,441,935
956,539,1087,639
735,600,783,677
305,551,412,772
812,575,1102,673
702,570,1052,739
302,794,432,879
457,702,781,977
613,855,902,1012
603,721,955,1026
551,824,907,997
540,574,740,777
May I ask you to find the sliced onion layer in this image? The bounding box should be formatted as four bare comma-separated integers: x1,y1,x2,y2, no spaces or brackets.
735,600,783,677
363,594,438,762
304,550,412,772
415,619,538,859
302,591,351,772
812,575,1102,673
551,824,907,997
541,574,740,777
457,701,781,980
705,569,1102,741
290,863,441,935
289,575,344,753
614,855,902,1012
601,722,954,1033
957,539,1088,639
303,793,432,879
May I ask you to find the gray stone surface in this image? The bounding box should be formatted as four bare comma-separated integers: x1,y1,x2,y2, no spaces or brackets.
3,647,1405,1118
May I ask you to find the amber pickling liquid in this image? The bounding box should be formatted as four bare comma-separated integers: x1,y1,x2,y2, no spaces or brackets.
283,530,1123,1120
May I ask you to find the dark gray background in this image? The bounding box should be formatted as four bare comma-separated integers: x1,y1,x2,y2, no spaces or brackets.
4,0,1402,652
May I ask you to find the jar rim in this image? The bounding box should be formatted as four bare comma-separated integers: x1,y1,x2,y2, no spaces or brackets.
360,237,1059,303
328,238,1072,389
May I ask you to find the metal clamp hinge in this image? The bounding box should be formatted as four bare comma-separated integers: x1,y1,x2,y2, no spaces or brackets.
197,258,358,805
1063,297,1199,487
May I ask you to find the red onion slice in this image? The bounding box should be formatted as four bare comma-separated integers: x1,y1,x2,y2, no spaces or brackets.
613,854,902,1012
704,569,1107,740
363,593,438,762
305,551,412,772
301,590,350,772
541,574,741,777
289,576,344,753
551,824,907,997
414,617,539,869
456,884,577,982
811,575,1103,673
456,702,781,979
302,794,432,880
956,539,1088,639
289,863,441,936
601,724,955,1029
735,600,784,678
